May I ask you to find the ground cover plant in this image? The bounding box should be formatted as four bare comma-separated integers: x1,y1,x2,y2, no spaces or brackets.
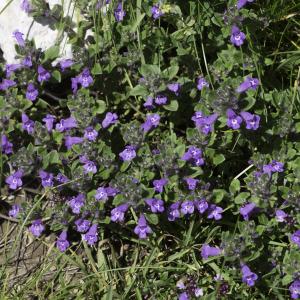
0,0,300,299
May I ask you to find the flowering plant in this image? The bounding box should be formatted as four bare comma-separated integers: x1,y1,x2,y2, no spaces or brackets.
0,0,299,298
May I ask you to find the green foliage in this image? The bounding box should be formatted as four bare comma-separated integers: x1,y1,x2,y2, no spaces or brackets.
0,0,299,299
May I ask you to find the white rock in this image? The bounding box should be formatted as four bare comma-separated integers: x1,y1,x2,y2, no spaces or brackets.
0,0,75,64
0,0,111,65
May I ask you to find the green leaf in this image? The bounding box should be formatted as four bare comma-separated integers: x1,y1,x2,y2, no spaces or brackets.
256,225,266,235
52,131,63,145
130,13,145,33
168,249,190,262
213,154,225,166
146,213,159,225
213,189,227,203
282,274,293,286
92,63,102,75
161,65,179,80
42,150,61,169
93,100,106,115
242,95,256,110
52,70,61,82
120,161,131,172
229,179,240,194
113,194,125,206
140,64,160,77
42,45,60,62
234,192,250,204
163,100,179,111
48,150,61,165
135,288,143,300
129,85,148,97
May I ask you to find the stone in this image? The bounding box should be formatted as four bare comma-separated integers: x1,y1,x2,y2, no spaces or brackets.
0,0,76,64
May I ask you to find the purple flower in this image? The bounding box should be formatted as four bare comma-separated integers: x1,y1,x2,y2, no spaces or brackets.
21,0,32,12
77,68,93,88
84,127,98,141
154,95,168,105
0,79,16,90
270,161,284,172
192,111,218,135
226,109,242,130
96,0,111,10
237,0,255,10
59,59,74,71
13,30,25,47
176,280,185,290
289,280,300,299
153,178,168,193
102,112,118,128
83,224,98,246
65,136,84,150
214,274,223,281
95,187,108,201
143,96,154,109
181,201,195,215
139,77,146,84
178,292,189,300
5,63,22,77
79,156,97,174
194,288,203,297
195,199,209,214
1,135,13,154
145,198,165,213
106,187,118,197
201,244,221,259
22,56,33,67
119,145,136,161
263,160,284,176
262,165,273,176
37,65,51,83
134,214,152,239
241,265,258,287
151,4,164,19
42,114,56,132
26,83,38,101
71,77,79,94
181,146,204,166
55,116,77,132
39,170,54,187
275,209,287,222
56,173,69,184
29,219,45,237
240,111,260,130
75,218,91,233
68,194,85,214
168,83,181,95
237,77,260,93
184,178,199,191
230,25,246,47
5,170,23,190
111,204,129,222
291,230,300,248
114,3,126,22
240,202,256,220
207,205,223,220
182,146,202,160
22,113,35,134
9,204,21,218
56,231,70,252
141,114,161,132
197,77,209,90
168,202,181,221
